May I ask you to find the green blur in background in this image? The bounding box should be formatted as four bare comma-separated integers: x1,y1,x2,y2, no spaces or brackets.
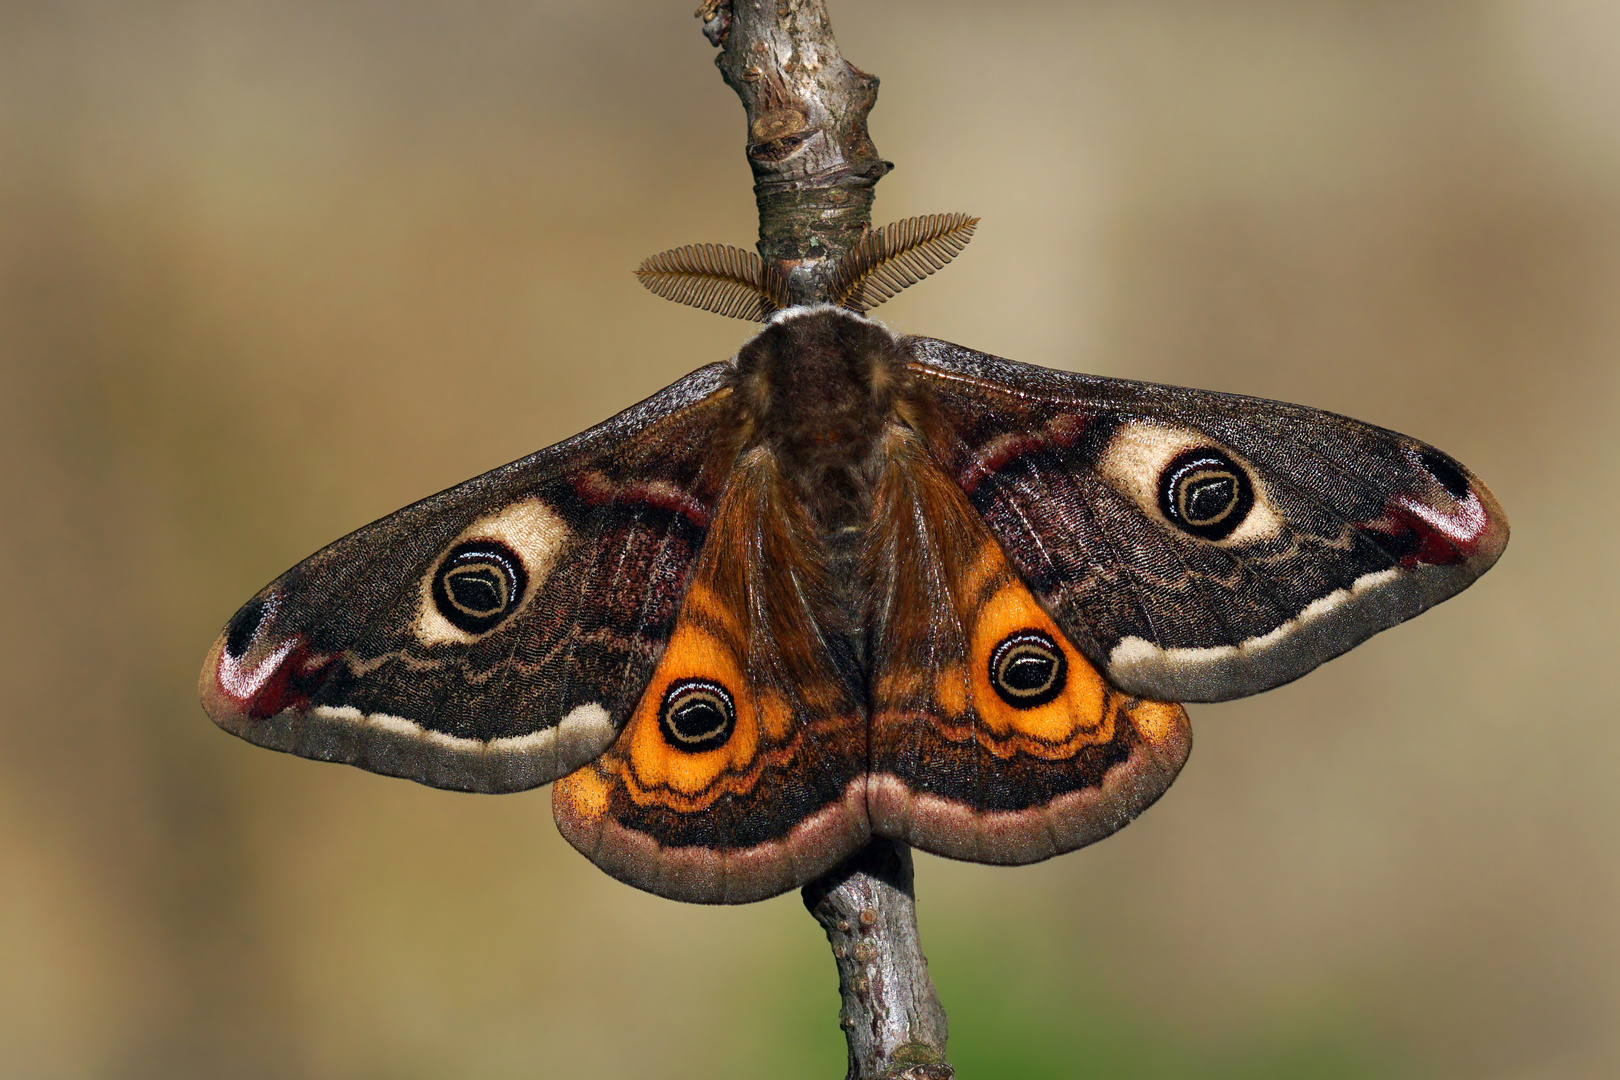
1,1,1615,1077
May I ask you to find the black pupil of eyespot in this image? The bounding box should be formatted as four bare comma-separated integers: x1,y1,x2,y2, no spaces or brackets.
989,631,1067,709
671,697,725,740
1159,449,1253,541
1182,473,1237,524
1004,651,1054,692
446,565,505,615
659,680,735,753
431,541,526,634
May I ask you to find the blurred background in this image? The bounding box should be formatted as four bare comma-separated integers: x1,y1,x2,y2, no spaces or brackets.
1,1,1615,1077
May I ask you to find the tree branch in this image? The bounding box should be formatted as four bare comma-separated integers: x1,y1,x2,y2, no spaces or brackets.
803,839,952,1080
699,0,892,304
695,4,952,1077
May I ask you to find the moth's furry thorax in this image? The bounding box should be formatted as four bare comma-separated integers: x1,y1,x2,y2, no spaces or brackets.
731,308,916,533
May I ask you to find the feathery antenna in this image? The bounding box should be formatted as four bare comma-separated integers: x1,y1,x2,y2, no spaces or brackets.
635,213,976,319
829,213,978,313
633,243,788,321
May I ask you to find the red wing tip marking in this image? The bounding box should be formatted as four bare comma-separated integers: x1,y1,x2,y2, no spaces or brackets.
1376,490,1495,567
203,633,333,722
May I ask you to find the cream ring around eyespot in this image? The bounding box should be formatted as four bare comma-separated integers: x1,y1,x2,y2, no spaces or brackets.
414,497,572,645
1096,421,1282,544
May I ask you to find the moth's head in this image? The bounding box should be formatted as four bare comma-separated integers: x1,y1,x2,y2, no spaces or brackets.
764,302,861,326
633,213,978,323
736,303,900,370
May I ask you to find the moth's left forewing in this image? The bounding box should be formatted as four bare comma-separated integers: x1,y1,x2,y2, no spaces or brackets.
905,338,1509,702
201,364,735,792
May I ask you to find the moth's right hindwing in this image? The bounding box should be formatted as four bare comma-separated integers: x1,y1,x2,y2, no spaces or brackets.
552,448,870,904
200,364,736,793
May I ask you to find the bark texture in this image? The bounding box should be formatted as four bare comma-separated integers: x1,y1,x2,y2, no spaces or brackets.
803,840,953,1080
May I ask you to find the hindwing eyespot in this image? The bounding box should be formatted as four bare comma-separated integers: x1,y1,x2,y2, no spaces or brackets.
989,630,1068,709
431,541,528,634
1158,448,1254,541
658,678,736,753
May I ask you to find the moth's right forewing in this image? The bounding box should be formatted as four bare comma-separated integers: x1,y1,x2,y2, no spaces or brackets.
200,363,737,793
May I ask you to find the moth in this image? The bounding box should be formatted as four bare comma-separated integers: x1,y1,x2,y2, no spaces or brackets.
201,215,1508,904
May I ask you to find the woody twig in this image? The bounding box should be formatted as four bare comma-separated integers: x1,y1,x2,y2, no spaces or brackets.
700,0,892,305
693,3,952,1077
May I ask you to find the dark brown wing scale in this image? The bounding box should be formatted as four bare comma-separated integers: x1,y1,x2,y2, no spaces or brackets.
203,303,1507,903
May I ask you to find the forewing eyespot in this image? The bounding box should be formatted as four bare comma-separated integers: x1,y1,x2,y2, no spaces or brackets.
989,630,1068,709
430,541,528,634
658,679,736,753
1158,448,1254,541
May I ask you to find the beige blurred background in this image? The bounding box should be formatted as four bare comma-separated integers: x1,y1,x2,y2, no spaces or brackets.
1,1,1615,1077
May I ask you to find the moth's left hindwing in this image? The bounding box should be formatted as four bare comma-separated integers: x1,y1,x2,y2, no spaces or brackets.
200,364,734,793
863,424,1192,865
